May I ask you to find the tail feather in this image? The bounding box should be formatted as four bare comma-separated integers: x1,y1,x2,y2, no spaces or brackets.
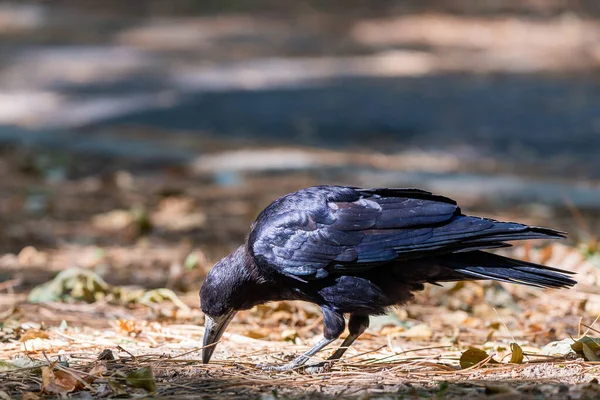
440,251,576,289
397,220,567,259
526,226,568,238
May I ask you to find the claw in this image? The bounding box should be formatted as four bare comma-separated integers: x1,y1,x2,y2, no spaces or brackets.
257,361,333,373
302,362,332,374
257,363,298,372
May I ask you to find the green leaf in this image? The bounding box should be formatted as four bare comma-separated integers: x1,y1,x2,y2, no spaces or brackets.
131,206,153,234
27,269,112,304
107,379,128,396
571,336,600,360
582,343,600,361
125,366,156,393
437,381,449,396
0,361,17,372
137,288,190,311
184,252,200,270
509,343,524,364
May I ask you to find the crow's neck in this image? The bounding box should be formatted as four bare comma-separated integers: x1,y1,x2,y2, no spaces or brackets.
228,244,291,308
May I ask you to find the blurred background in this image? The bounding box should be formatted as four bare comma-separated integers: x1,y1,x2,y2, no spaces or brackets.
1,0,600,299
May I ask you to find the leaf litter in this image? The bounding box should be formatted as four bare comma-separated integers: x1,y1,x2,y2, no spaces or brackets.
2,245,600,399
1,148,600,398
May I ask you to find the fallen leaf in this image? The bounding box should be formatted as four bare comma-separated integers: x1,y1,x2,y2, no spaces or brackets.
28,269,112,303
379,326,404,336
280,329,298,342
0,391,12,400
184,251,204,270
571,336,600,361
41,366,83,395
440,310,469,325
460,347,498,369
108,379,128,396
540,339,577,357
394,324,433,339
92,210,134,231
20,329,50,342
243,328,271,339
85,363,107,383
126,366,156,393
0,361,17,372
137,288,190,311
115,320,142,337
509,343,524,364
18,246,47,266
582,343,600,362
21,393,41,400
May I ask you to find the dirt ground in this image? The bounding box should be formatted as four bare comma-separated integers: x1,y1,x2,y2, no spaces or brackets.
1,146,600,399
2,0,600,398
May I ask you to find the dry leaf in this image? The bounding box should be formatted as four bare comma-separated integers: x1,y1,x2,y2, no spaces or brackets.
243,328,271,339
125,366,156,393
107,379,128,396
0,391,12,400
379,326,405,336
509,343,524,364
85,362,107,383
115,320,142,337
540,339,577,357
395,324,433,339
459,347,498,369
281,329,298,342
137,288,190,311
92,210,134,231
440,310,469,325
21,393,41,400
41,366,83,394
20,329,50,342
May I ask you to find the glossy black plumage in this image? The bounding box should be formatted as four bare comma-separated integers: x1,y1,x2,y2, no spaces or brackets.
200,185,576,369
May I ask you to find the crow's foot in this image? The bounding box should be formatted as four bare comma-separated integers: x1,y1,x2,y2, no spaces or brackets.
302,362,333,374
257,362,301,372
258,361,333,373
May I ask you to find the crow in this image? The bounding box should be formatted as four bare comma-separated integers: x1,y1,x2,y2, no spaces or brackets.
200,186,576,370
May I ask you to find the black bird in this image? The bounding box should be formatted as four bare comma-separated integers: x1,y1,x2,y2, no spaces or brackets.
200,186,576,370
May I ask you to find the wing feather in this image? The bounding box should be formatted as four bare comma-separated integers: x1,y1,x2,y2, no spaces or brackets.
249,186,563,280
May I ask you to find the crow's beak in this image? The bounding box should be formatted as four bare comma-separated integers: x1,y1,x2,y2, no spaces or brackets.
202,311,236,364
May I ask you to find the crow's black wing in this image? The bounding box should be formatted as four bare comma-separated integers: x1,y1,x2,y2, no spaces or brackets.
249,186,564,281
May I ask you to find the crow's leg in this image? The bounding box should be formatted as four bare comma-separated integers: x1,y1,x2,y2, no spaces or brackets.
259,307,344,372
326,313,369,361
301,314,370,373
259,337,336,372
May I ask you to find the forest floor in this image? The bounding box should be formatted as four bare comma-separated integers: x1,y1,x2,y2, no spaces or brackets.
1,146,600,399
2,1,600,398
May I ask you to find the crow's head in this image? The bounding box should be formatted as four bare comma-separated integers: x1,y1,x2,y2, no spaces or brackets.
200,245,268,363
